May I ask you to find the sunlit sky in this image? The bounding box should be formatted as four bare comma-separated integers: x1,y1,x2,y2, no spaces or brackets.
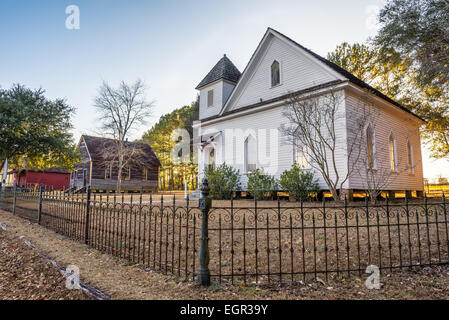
0,0,447,179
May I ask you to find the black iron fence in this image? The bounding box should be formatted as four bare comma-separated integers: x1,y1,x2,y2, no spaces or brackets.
208,196,449,285
0,185,448,286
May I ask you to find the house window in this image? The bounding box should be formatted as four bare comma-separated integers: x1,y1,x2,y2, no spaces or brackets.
294,144,309,168
407,140,414,174
208,148,215,169
123,167,131,181
207,90,214,107
271,60,280,87
366,126,375,169
389,134,397,171
244,135,257,173
142,168,148,181
104,164,112,180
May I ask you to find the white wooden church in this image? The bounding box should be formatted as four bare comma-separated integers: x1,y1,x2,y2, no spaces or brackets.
194,28,424,198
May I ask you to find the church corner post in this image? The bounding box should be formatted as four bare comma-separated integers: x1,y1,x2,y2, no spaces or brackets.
197,179,211,286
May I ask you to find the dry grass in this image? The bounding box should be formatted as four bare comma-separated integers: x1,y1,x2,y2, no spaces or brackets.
425,185,449,198
3,193,449,285
1,209,449,300
0,227,88,300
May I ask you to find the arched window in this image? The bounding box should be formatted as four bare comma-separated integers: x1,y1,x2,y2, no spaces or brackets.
208,148,215,169
366,126,375,169
271,60,280,87
389,134,397,171
244,135,257,173
294,144,309,168
407,140,414,174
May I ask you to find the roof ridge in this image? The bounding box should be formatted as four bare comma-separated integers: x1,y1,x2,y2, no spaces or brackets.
217,27,423,122
266,28,424,122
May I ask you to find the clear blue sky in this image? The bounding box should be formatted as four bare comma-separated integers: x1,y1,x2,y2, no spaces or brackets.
1,0,447,179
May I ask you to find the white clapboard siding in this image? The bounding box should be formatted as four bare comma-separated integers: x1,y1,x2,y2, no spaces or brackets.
345,91,424,191
199,106,293,188
196,29,424,193
226,34,340,112
198,90,349,190
199,80,236,120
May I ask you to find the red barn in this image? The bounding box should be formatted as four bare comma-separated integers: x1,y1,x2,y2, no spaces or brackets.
9,168,70,190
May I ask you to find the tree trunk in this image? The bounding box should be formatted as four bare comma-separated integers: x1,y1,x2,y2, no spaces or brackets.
329,187,340,202
117,167,122,193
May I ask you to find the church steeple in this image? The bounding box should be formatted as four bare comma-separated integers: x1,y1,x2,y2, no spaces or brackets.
196,55,241,90
196,55,241,120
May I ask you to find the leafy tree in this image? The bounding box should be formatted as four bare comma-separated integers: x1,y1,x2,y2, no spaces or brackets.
423,106,449,158
373,0,449,159
246,168,278,200
327,42,377,83
0,84,78,171
279,164,320,201
203,163,241,199
142,99,199,190
374,0,449,91
327,41,449,159
327,43,408,100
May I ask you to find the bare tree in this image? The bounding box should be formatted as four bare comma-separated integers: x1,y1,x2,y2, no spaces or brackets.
94,79,154,192
362,164,394,203
281,89,372,201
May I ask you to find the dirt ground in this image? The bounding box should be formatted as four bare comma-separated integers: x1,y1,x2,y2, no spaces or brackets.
0,209,449,300
0,226,88,300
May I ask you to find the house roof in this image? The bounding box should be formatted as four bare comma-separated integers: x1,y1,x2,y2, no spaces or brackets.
208,28,424,123
195,54,241,89
267,28,424,122
81,135,161,167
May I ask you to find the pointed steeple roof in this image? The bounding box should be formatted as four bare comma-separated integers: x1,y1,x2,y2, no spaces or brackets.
195,54,241,89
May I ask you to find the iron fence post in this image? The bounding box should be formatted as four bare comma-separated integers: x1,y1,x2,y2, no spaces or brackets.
84,186,91,245
37,186,43,224
197,179,211,286
12,185,17,215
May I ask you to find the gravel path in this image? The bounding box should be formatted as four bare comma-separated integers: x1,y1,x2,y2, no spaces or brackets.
0,209,448,300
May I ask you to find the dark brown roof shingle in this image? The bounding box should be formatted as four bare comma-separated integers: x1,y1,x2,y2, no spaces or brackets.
196,55,241,89
81,135,161,167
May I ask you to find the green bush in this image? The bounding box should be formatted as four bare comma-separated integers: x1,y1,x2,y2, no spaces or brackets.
279,164,320,201
246,168,278,200
203,163,241,199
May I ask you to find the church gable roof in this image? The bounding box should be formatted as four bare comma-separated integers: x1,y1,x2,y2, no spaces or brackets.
195,55,241,89
215,27,423,122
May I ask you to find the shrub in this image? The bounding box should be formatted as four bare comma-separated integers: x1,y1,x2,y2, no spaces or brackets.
203,163,241,199
246,168,278,200
279,164,320,201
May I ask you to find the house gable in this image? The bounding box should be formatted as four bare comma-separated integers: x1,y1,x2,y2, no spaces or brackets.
220,28,345,115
